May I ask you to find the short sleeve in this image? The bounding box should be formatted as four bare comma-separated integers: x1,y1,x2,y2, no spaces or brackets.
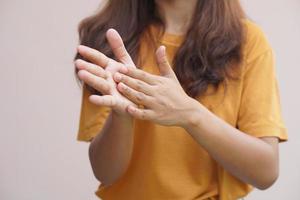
77,83,111,142
237,49,288,142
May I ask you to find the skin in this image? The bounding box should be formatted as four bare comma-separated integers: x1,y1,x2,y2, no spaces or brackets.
76,29,137,186
75,0,280,190
155,0,198,34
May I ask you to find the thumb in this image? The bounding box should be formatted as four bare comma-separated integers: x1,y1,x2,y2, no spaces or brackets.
155,46,176,79
106,29,135,66
89,95,117,107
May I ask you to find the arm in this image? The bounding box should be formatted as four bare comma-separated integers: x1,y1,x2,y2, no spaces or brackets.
75,29,138,186
114,45,281,190
89,110,134,186
183,101,279,190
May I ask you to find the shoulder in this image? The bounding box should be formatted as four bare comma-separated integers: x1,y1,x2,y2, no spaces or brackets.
241,19,273,64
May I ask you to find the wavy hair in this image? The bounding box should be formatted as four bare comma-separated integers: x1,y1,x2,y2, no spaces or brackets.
74,0,246,98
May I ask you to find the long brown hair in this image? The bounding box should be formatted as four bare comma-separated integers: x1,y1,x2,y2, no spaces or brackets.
74,0,246,98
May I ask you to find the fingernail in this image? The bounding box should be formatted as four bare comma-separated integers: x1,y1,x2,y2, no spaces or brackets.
78,45,88,52
77,70,86,78
114,73,122,81
77,45,84,52
120,66,128,73
119,82,126,89
117,83,124,91
128,105,136,113
75,59,82,64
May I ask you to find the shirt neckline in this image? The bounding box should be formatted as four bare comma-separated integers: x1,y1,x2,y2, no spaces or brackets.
148,24,185,47
160,32,185,47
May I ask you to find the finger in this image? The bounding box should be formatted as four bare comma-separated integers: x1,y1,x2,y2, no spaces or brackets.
106,29,135,66
89,95,117,107
119,66,158,85
77,45,110,68
126,105,155,121
114,72,153,95
155,45,176,79
117,82,153,106
75,59,108,79
78,70,111,94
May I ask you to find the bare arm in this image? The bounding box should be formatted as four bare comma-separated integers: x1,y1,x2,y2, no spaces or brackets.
184,103,279,190
113,46,281,190
89,111,134,186
75,29,139,187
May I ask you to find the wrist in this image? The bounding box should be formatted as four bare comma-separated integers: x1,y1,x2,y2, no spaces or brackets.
181,98,206,131
111,109,133,122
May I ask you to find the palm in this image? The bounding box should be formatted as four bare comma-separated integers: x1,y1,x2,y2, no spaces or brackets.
77,29,138,115
104,58,136,114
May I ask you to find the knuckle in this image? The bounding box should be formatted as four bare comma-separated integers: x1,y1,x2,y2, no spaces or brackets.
95,50,103,59
89,77,98,89
135,81,144,91
117,48,128,60
88,62,96,70
139,71,147,78
127,67,133,74
90,65,100,75
136,93,145,102
157,77,165,85
102,71,108,79
141,111,148,120
139,111,145,119
122,75,129,83
92,64,104,75
161,59,169,66
123,85,130,93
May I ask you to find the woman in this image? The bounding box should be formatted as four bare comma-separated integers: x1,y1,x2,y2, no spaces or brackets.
74,0,288,199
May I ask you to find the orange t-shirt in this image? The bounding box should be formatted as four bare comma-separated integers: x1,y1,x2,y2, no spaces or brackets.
76,20,288,200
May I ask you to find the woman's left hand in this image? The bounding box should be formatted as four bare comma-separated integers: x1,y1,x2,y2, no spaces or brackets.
113,45,200,127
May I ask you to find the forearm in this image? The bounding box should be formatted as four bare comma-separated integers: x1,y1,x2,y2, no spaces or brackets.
183,100,278,190
89,110,134,186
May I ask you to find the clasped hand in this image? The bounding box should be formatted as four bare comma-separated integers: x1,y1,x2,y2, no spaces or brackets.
75,29,199,127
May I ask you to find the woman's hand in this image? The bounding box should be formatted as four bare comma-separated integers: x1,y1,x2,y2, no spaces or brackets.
75,29,137,116
114,46,199,127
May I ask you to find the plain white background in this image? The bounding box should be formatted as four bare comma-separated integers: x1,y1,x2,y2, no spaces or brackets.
0,0,299,199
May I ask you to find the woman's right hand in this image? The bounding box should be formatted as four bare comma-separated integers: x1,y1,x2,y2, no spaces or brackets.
74,29,137,116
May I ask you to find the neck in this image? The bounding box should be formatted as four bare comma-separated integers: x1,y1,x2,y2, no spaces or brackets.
155,0,198,35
